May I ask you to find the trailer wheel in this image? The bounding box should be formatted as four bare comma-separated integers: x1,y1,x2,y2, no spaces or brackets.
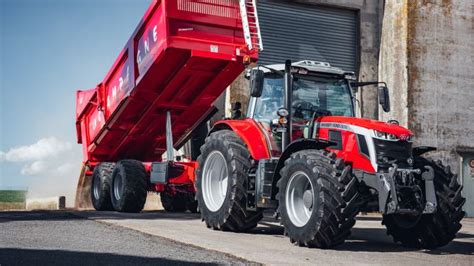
383,157,465,249
278,150,360,248
91,162,115,211
196,130,262,231
161,192,198,213
160,192,186,212
110,160,148,213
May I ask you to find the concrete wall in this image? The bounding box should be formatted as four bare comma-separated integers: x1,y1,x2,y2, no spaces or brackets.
379,0,474,171
226,0,383,119
379,0,409,127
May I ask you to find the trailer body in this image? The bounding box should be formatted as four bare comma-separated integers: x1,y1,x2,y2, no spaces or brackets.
76,0,256,166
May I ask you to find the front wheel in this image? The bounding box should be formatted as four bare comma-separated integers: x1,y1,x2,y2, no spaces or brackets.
196,130,262,231
383,157,465,249
278,150,360,248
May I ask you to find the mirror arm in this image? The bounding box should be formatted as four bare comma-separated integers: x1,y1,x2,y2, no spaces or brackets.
351,81,387,88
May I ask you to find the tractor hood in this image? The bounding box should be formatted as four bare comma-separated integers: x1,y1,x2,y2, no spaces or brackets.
318,116,413,140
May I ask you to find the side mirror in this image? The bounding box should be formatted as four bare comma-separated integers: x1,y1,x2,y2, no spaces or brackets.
249,69,264,97
378,86,391,112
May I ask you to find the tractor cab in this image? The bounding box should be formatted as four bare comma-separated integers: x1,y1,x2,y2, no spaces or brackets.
246,60,356,156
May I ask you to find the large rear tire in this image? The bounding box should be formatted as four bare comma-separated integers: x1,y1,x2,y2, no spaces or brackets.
110,160,148,213
278,150,360,248
383,157,465,249
196,130,262,231
91,162,115,211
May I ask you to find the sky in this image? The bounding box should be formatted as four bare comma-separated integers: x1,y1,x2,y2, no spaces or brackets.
0,0,151,204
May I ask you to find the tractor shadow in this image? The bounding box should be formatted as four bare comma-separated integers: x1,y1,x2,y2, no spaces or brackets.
246,216,474,255
73,209,201,221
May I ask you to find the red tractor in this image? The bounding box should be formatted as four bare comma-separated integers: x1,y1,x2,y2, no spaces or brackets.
75,0,464,250
195,60,465,249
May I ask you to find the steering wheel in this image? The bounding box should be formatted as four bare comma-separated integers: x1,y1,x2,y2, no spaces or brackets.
292,100,315,119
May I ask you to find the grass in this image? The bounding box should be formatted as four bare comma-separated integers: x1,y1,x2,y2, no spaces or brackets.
0,190,27,203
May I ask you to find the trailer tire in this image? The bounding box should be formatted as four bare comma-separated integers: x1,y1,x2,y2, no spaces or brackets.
91,162,115,211
160,192,187,212
278,150,360,248
383,157,465,249
161,192,198,213
196,130,262,232
110,160,148,213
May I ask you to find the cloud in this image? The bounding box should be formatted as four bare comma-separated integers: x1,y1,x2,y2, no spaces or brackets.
1,137,82,206
0,137,72,162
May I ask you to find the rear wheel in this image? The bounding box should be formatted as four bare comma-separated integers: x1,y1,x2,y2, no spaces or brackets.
196,130,262,231
110,160,148,213
91,162,115,211
278,150,360,248
383,157,465,249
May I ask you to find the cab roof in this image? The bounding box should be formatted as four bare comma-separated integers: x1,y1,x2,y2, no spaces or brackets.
260,60,347,76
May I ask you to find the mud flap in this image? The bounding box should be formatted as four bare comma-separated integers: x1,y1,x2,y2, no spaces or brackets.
74,163,93,209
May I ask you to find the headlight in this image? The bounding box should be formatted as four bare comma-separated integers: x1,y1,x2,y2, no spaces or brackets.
373,130,399,141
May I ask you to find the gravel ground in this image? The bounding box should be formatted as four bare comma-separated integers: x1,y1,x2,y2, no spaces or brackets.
0,211,255,266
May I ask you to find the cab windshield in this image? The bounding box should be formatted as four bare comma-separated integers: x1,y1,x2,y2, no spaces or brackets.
253,74,354,122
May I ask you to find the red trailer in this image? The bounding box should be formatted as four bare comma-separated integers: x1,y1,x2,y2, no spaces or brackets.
75,0,261,212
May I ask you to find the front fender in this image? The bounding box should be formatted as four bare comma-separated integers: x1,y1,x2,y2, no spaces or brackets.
270,138,333,198
211,119,271,160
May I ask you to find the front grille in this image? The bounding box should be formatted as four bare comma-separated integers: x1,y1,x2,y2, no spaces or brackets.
373,138,412,168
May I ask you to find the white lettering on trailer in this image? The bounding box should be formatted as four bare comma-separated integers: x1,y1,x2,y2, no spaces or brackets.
119,77,124,91
144,40,150,54
210,45,218,53
153,25,158,42
112,86,117,100
137,50,142,65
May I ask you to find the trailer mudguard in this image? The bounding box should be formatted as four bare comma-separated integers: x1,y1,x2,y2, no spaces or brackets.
211,119,271,160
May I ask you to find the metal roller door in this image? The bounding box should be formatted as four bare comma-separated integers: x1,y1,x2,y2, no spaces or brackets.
257,1,358,72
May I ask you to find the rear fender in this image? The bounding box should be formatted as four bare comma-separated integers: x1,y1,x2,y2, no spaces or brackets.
211,119,271,160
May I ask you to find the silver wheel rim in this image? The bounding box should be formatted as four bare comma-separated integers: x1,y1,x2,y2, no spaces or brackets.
285,171,315,227
93,175,100,200
113,173,123,201
202,151,228,212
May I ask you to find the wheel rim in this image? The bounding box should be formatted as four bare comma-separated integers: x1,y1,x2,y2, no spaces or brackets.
285,171,315,227
93,174,100,200
113,172,123,201
202,151,228,212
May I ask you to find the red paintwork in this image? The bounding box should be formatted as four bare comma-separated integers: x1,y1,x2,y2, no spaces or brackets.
76,0,258,164
151,161,198,193
223,116,413,174
317,127,375,173
214,119,271,160
318,116,413,138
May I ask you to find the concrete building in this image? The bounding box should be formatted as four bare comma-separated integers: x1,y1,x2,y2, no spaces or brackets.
222,0,473,216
